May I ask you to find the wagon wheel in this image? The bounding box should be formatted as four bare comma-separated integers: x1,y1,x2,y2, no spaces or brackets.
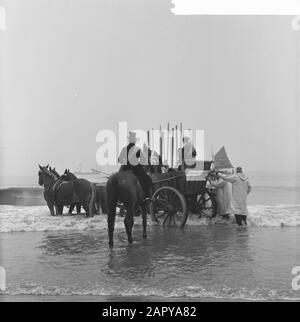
150,186,188,228
196,190,217,218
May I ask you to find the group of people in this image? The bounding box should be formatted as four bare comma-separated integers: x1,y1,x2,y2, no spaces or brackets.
118,131,252,226
118,131,197,198
208,167,252,226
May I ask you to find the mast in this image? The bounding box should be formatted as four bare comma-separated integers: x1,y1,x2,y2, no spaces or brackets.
159,125,163,162
175,124,178,167
171,127,174,169
147,130,150,148
180,122,183,149
167,123,170,167
151,128,154,151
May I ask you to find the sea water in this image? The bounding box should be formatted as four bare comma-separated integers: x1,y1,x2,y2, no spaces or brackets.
0,171,299,301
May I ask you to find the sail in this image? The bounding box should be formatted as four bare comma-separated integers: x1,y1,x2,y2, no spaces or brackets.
214,146,234,170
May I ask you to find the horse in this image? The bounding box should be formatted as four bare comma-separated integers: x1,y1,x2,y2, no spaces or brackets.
48,168,81,215
106,169,148,247
61,169,107,215
38,165,96,217
49,166,61,179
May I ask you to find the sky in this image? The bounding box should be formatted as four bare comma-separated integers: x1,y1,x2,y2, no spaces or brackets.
0,0,299,176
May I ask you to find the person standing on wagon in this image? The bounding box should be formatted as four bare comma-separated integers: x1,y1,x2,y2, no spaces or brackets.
217,167,251,226
179,136,197,170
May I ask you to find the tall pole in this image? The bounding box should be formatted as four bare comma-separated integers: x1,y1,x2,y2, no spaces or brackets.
167,123,170,166
171,128,174,169
159,125,163,162
180,122,183,149
161,131,165,164
147,130,150,148
151,128,154,151
175,125,178,167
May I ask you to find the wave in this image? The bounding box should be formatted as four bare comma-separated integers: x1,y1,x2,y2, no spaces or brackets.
1,204,300,233
2,284,299,301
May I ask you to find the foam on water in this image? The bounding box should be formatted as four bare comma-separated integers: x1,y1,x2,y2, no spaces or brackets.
2,284,299,301
1,204,300,233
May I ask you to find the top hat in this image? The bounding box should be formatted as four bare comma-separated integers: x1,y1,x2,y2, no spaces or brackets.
128,131,137,143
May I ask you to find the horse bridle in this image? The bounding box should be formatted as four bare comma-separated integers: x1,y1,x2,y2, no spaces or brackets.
40,168,65,194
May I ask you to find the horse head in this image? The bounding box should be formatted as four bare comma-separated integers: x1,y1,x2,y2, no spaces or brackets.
38,164,57,186
61,169,77,181
49,166,61,179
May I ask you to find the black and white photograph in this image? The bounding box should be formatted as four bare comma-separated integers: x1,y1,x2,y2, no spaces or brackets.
0,0,300,305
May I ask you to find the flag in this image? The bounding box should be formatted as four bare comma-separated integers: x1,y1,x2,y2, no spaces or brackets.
214,146,234,170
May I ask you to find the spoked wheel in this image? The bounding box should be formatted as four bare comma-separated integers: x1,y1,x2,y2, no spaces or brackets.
196,189,217,218
150,186,188,228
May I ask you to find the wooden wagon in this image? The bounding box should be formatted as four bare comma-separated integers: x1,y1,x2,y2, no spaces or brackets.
149,161,217,228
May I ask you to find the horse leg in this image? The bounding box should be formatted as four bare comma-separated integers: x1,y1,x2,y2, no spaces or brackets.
82,204,89,217
69,204,75,214
94,203,100,216
141,202,147,239
76,204,81,214
108,201,117,247
58,204,64,215
124,205,134,244
86,183,96,217
47,201,55,216
55,204,63,215
55,204,60,215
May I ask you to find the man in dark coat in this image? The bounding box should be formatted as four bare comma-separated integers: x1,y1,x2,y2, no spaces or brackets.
118,132,152,198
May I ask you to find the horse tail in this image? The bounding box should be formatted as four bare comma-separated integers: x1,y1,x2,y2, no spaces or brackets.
89,183,96,217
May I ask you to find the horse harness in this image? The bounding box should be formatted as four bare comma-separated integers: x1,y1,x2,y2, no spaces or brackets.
51,179,66,195
45,179,68,202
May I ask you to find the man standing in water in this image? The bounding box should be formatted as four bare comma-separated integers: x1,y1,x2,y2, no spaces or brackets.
217,167,251,226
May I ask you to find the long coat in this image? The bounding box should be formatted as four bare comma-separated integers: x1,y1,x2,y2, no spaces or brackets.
210,178,232,216
219,173,251,216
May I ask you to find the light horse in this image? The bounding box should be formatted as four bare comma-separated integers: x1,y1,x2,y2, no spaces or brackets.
38,165,95,217
106,169,148,247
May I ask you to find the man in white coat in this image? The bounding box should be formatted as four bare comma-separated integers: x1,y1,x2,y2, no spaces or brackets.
208,173,232,219
217,167,251,226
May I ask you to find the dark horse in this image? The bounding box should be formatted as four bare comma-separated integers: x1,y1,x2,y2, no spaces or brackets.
60,169,82,214
61,169,107,215
106,169,148,247
38,165,96,217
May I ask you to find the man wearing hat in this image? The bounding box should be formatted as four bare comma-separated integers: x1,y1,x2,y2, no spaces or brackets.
217,167,251,226
118,132,152,198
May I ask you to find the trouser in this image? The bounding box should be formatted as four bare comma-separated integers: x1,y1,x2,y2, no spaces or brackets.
133,165,152,198
235,214,247,226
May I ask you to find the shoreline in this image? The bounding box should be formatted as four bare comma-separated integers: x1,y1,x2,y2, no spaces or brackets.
0,294,254,302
